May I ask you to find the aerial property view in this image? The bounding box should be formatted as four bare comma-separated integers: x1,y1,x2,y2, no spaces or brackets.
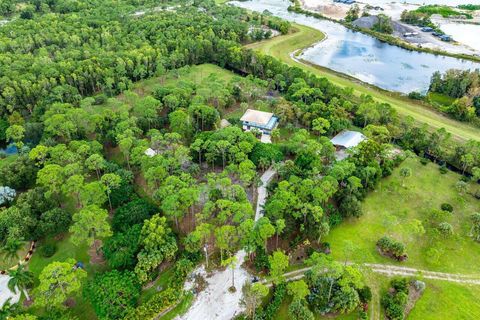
0,0,479,319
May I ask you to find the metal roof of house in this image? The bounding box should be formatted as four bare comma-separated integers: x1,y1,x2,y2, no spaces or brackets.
240,109,278,130
240,109,275,126
330,130,366,149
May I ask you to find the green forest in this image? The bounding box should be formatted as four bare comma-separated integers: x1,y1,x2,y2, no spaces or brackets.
0,1,479,320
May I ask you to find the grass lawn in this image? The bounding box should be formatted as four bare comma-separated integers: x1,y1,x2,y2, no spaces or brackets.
245,24,480,142
409,279,480,319
130,63,236,97
84,63,237,116
28,234,107,320
427,92,456,106
0,154,18,170
325,156,480,274
0,242,30,270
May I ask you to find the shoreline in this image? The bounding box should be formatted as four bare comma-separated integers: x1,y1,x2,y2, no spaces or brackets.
288,0,480,63
245,23,480,142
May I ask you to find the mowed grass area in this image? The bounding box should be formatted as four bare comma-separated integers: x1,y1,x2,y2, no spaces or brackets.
410,279,480,319
245,24,480,142
325,157,480,275
427,92,456,106
273,271,480,319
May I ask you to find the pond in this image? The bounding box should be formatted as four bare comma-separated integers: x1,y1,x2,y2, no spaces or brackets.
0,144,18,156
230,0,480,94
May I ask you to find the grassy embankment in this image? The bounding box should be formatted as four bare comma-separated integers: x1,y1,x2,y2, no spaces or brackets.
245,24,480,142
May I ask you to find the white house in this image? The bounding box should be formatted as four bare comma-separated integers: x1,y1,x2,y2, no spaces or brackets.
240,109,278,135
330,130,366,160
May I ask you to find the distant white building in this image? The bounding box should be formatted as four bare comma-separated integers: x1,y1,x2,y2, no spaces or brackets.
330,130,366,160
144,148,157,157
240,109,278,135
330,130,366,150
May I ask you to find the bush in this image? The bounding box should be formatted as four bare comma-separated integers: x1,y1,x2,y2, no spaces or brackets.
408,91,424,100
419,157,429,165
440,203,453,212
381,278,410,320
111,199,157,232
84,270,141,320
412,280,426,292
249,143,284,167
39,243,57,258
256,283,287,320
358,286,372,303
377,236,407,261
254,247,270,272
439,166,448,174
123,287,182,320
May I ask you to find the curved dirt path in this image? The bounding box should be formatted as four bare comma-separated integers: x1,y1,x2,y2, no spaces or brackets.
278,262,480,285
178,167,277,320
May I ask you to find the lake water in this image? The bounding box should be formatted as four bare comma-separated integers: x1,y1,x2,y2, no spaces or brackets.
360,0,480,5
231,0,480,94
0,144,18,155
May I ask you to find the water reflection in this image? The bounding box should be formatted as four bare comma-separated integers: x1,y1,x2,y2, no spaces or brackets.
231,0,480,93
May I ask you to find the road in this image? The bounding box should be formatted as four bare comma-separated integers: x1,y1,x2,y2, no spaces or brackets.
265,262,480,286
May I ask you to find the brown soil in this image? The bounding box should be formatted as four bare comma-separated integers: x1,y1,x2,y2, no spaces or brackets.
405,283,424,317
64,297,76,308
23,297,34,307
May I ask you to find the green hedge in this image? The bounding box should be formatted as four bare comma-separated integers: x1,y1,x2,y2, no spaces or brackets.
124,287,183,320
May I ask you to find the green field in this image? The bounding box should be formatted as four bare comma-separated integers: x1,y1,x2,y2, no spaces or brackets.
325,157,480,275
245,24,480,142
427,92,456,106
410,279,480,319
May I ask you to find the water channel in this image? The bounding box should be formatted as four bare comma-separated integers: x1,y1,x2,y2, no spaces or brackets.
230,0,480,94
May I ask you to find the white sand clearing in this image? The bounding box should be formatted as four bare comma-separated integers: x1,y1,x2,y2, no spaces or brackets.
178,167,277,320
0,275,20,308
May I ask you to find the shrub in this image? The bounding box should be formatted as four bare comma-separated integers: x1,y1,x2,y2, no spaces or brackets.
256,283,287,320
440,203,453,212
408,91,424,100
412,280,426,292
377,236,407,261
439,166,448,174
39,243,57,258
111,199,157,232
358,286,372,303
381,278,410,320
84,270,141,320
419,157,429,165
124,287,182,320
438,222,454,237
249,143,284,167
254,247,270,272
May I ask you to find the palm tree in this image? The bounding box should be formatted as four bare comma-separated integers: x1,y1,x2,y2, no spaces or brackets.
8,264,34,301
2,238,24,262
0,298,20,319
